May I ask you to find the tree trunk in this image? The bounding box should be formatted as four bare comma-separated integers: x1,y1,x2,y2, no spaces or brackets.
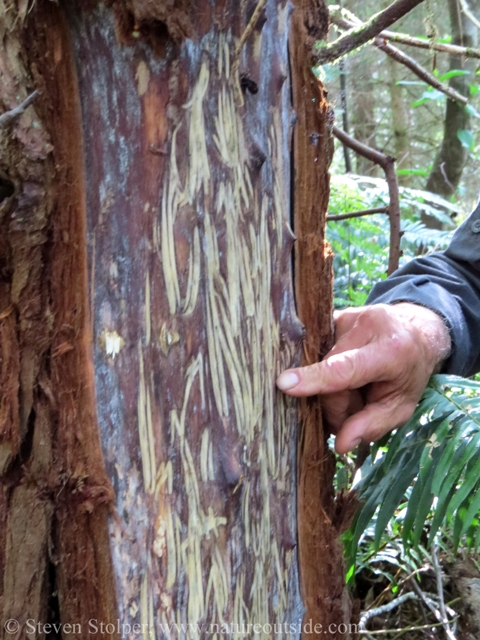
425,0,479,216
0,1,350,638
387,55,411,186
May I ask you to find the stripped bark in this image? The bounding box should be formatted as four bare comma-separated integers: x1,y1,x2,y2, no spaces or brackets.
1,0,347,638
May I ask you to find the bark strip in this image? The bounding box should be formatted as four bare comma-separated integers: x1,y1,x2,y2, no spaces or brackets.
290,2,353,637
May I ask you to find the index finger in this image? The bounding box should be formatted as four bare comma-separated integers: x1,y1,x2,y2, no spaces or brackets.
276,343,398,397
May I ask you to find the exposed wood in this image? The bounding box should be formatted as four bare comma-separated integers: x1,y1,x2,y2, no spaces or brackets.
1,0,346,637
67,0,309,634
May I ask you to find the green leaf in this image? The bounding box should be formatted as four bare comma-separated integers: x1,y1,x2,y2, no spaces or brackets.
373,449,423,549
397,168,429,177
465,103,480,118
396,80,427,87
457,129,475,151
412,90,446,107
446,454,480,517
459,486,480,540
439,69,470,81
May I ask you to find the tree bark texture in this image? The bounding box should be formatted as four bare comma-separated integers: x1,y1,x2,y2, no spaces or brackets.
0,1,349,638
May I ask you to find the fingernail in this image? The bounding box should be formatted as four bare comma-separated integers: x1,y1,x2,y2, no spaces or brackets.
276,371,299,391
349,438,362,450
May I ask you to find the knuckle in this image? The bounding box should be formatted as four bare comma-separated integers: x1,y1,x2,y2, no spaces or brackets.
358,304,389,326
329,352,357,386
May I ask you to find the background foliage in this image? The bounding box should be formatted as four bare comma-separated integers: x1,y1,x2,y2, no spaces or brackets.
321,2,480,634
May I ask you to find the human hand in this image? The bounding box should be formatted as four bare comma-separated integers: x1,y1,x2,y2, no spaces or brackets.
276,303,451,454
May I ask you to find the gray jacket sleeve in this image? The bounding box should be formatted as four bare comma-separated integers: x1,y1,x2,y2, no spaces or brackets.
367,200,480,377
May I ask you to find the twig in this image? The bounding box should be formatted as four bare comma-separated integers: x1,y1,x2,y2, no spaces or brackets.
360,619,459,636
379,29,480,59
332,125,401,274
411,580,457,640
330,10,469,103
329,7,480,59
234,0,267,58
314,0,426,64
232,0,267,106
374,39,468,104
327,206,388,221
0,90,39,129
431,543,450,635
458,0,480,30
359,591,417,630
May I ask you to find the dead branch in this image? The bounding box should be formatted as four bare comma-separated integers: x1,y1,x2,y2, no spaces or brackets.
0,90,39,129
379,29,480,59
459,0,480,30
359,591,418,630
411,580,458,640
314,0,426,64
360,620,459,635
330,10,469,103
232,0,267,105
329,7,480,59
332,125,401,274
327,207,388,221
431,544,452,636
375,39,468,104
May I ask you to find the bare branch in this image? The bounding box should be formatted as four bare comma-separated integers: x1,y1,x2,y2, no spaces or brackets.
332,126,401,274
411,580,458,640
329,7,480,59
232,0,267,105
379,29,480,59
330,9,470,103
314,0,426,64
0,90,39,129
375,39,468,104
359,592,418,630
360,620,459,635
431,544,451,636
458,0,480,30
327,207,388,221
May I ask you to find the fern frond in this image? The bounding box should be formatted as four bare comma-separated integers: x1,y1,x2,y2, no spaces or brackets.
345,374,480,578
